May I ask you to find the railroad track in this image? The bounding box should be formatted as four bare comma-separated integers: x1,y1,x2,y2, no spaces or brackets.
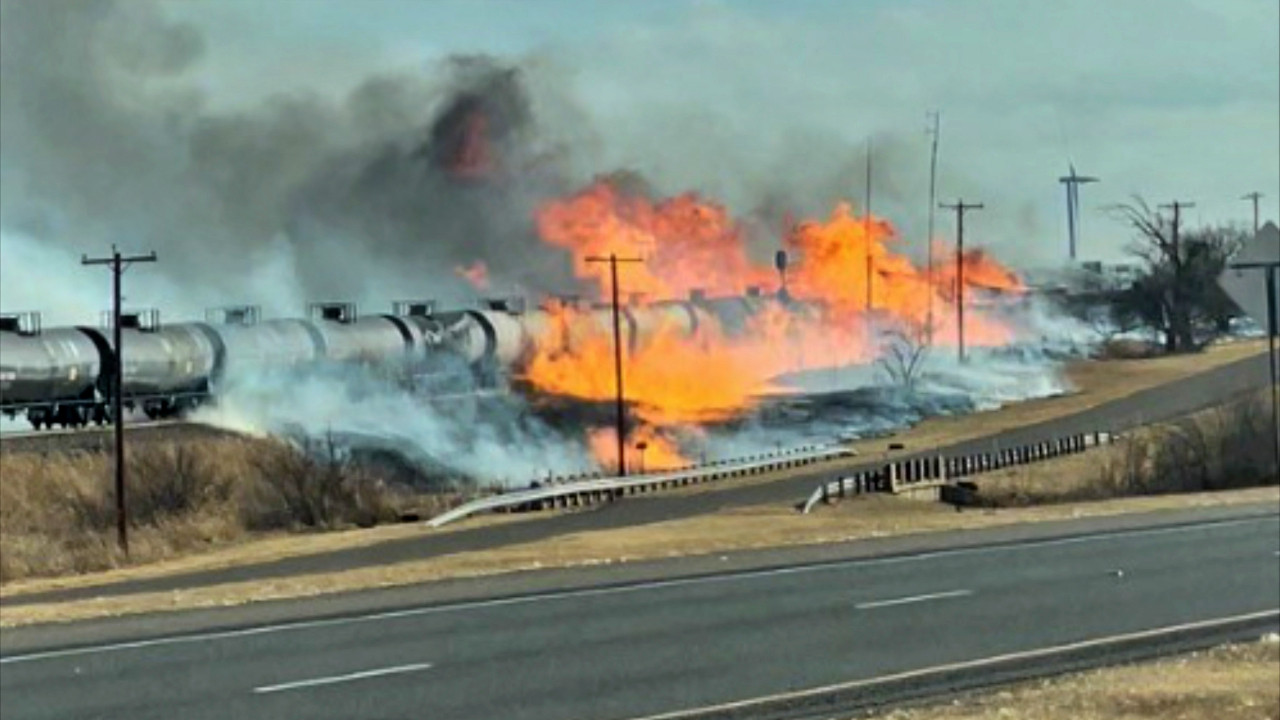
0,421,239,454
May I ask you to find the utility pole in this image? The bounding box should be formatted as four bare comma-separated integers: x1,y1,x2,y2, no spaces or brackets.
939,200,984,362
585,253,642,476
1242,192,1263,234
925,111,941,345
1227,259,1279,481
1159,200,1195,351
82,245,157,556
864,137,874,315
1058,164,1099,261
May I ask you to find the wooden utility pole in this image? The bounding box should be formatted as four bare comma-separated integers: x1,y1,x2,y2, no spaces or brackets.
1242,192,1263,234
925,111,941,345
939,200,984,362
864,137,874,314
82,246,157,556
1159,200,1195,351
585,254,642,476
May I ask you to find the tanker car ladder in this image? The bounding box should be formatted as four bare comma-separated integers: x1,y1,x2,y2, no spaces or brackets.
426,444,857,528
801,430,1117,513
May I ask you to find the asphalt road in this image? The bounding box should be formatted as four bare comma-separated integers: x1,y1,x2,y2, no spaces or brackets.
3,511,1277,720
7,350,1270,607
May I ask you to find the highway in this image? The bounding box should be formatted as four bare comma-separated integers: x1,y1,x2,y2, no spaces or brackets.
5,350,1271,607
2,510,1277,720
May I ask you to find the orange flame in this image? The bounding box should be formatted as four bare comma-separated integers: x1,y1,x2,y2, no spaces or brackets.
523,303,784,425
588,425,688,474
536,181,775,299
455,260,490,290
524,178,1024,467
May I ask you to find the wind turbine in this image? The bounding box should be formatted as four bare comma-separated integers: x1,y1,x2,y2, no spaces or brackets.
1059,163,1099,262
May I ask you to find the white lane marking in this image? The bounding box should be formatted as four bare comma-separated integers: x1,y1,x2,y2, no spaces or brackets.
856,589,972,610
252,663,432,694
1,514,1274,665
622,608,1280,720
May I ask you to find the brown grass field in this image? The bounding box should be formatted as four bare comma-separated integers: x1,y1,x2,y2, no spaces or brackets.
0,436,460,583
849,639,1280,720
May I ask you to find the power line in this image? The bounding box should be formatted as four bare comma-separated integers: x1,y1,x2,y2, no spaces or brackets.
81,245,158,556
939,200,984,363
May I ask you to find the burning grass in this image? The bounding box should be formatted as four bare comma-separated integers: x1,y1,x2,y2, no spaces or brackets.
527,178,1026,466
0,437,460,584
847,639,1280,720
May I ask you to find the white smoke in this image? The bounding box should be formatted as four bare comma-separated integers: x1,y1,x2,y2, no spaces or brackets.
191,363,597,488
0,229,318,324
694,297,1094,457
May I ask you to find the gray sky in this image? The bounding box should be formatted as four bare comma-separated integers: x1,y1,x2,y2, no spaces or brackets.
162,0,1279,264
2,0,1276,315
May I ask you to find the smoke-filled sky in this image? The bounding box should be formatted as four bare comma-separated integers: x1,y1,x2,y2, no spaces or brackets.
2,0,1277,323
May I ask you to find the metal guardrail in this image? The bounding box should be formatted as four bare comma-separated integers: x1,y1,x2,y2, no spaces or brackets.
801,430,1116,514
427,445,857,528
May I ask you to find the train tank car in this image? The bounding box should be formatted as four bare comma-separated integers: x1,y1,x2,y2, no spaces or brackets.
109,311,221,419
305,303,420,367
0,313,109,428
212,319,325,384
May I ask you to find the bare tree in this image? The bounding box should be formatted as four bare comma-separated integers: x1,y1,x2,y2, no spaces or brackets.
878,321,929,389
1109,197,1247,352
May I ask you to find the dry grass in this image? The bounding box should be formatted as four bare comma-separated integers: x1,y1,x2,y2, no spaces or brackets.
972,390,1277,507
2,485,1274,627
887,339,1267,450
0,437,459,584
851,639,1280,720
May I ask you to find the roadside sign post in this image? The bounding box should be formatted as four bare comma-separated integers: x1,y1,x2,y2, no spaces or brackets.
1220,222,1280,480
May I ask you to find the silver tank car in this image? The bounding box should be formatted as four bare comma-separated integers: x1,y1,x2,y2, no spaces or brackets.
461,308,529,369
213,319,325,383
434,311,490,367
112,322,221,402
313,316,414,365
0,325,106,422
629,300,701,348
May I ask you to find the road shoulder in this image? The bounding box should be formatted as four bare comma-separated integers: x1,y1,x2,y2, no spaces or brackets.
3,494,1275,655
